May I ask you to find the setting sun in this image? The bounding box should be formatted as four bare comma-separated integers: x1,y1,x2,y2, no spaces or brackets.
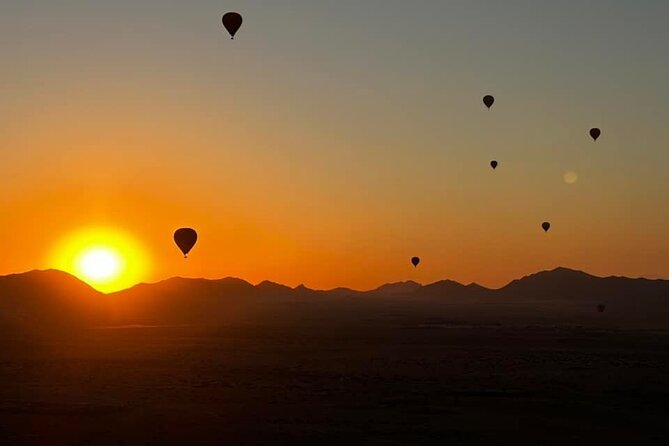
76,247,122,282
49,227,150,293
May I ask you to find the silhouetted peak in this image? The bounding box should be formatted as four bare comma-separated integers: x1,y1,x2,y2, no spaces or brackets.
373,281,422,295
325,287,360,295
217,277,254,287
415,279,478,299
547,266,593,277
1,269,100,294
5,268,79,282
121,277,205,294
0,269,108,330
257,279,281,287
155,276,253,288
496,266,669,300
112,276,256,302
7,268,68,278
256,280,292,292
423,279,468,290
511,267,596,285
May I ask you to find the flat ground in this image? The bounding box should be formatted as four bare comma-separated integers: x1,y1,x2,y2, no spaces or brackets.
1,301,668,445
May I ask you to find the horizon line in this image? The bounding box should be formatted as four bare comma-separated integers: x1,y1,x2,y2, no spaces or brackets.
4,266,669,295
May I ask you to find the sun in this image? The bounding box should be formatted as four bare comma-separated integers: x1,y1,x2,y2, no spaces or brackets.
76,247,122,282
49,227,150,293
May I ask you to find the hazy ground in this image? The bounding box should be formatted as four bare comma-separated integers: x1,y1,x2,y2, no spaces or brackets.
1,299,668,445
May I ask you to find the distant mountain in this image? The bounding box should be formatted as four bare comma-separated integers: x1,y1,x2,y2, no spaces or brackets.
322,286,363,297
256,280,293,295
109,276,258,324
371,281,422,295
108,276,325,324
499,267,669,301
415,279,491,299
0,270,107,334
1,267,668,329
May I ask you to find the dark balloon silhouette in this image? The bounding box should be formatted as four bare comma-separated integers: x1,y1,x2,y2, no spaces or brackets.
411,257,420,267
483,95,495,109
597,304,606,313
541,222,551,232
222,12,243,39
490,160,498,170
174,228,198,258
589,128,601,141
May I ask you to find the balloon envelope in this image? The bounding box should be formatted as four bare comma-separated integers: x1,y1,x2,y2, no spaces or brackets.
174,228,198,258
222,12,243,38
589,128,601,141
490,160,498,170
411,257,420,267
541,222,551,232
483,95,495,109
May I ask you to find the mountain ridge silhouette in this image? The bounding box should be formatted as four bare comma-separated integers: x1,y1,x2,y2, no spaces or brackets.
2,267,668,329
2,266,668,296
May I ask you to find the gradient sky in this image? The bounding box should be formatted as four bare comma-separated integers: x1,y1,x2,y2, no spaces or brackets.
1,0,668,290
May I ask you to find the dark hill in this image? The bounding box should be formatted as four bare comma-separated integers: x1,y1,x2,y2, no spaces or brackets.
416,279,492,299
0,270,107,335
371,281,422,295
500,267,669,301
109,277,256,324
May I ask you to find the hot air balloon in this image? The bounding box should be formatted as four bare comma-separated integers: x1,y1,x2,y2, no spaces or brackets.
490,160,498,170
222,12,243,39
174,228,198,258
589,128,601,141
483,95,495,109
597,304,606,313
541,222,551,232
411,257,420,267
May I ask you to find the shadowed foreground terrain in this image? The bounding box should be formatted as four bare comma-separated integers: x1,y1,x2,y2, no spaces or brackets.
1,269,668,445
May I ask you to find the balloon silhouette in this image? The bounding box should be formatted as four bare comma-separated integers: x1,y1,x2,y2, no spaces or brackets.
174,228,198,258
541,222,551,232
490,160,498,170
411,257,420,267
589,128,601,141
483,95,495,109
222,12,243,39
597,304,606,313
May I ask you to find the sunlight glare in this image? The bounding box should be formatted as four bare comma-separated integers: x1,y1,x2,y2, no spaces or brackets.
76,247,121,281
49,227,150,293
563,171,578,185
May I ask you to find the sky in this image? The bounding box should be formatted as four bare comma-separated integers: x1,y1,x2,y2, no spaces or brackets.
1,0,668,291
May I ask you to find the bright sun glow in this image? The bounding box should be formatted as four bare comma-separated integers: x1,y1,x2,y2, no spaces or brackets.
49,227,150,293
76,247,121,281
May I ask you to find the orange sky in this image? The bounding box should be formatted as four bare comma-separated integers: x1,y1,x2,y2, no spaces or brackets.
1,1,668,291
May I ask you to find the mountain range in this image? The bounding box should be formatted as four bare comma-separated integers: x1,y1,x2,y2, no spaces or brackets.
1,267,668,331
